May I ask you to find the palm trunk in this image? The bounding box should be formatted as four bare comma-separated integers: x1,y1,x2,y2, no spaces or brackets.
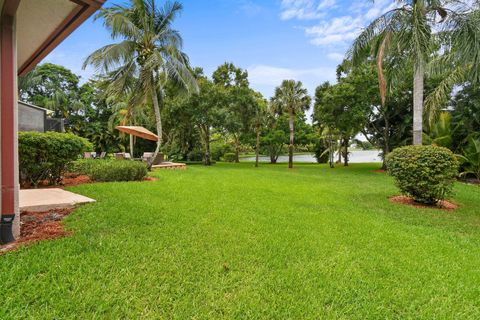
149,85,162,169
382,116,390,170
288,110,294,169
413,60,424,145
255,125,260,168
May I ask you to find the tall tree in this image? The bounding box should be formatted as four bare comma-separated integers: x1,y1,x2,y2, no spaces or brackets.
349,0,478,145
84,0,197,167
251,92,268,167
19,63,83,118
212,62,249,88
271,80,311,169
213,63,254,162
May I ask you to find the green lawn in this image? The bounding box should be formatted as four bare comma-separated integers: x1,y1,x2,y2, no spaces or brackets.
1,163,480,319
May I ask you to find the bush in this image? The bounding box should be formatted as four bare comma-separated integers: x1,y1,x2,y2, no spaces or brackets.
313,140,329,164
211,141,234,161
19,132,92,186
223,153,236,162
386,145,458,204
72,159,147,182
187,150,204,162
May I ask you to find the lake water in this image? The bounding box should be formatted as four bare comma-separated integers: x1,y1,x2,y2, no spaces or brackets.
242,150,382,163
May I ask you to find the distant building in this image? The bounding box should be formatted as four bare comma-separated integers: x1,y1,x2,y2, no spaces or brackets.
18,101,64,133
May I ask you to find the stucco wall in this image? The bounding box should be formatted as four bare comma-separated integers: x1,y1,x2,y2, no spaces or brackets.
18,102,45,132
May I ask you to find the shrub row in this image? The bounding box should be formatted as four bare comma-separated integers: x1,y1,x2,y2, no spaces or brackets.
73,159,147,182
19,132,92,187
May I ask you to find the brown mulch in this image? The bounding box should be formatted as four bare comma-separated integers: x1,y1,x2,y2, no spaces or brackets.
373,169,386,173
389,195,459,211
22,174,158,189
0,208,74,254
21,175,92,189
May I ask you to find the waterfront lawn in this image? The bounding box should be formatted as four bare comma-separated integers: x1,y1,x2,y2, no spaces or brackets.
1,163,480,319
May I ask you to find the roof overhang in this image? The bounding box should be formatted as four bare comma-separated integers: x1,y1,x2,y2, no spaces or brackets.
15,0,105,76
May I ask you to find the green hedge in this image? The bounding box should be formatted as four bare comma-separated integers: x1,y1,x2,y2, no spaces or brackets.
73,159,147,182
223,153,236,162
19,131,92,186
386,145,458,204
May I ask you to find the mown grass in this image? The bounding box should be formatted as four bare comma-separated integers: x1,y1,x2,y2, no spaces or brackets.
1,163,480,319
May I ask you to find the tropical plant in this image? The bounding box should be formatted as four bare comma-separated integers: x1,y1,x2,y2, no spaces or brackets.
423,111,455,150
271,80,311,168
349,0,479,145
458,137,480,181
84,0,197,168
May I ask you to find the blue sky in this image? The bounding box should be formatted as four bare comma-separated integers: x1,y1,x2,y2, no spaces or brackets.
45,0,395,99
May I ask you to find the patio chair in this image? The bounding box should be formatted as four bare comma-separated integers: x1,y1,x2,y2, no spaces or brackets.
142,152,154,162
142,152,164,165
124,153,132,160
84,152,94,159
114,152,125,160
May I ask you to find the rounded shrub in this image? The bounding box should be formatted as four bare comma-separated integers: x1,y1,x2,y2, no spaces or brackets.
73,159,147,182
386,145,459,204
223,153,236,162
19,131,92,186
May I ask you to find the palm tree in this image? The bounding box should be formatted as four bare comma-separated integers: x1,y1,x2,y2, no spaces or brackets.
271,80,311,169
84,0,197,167
349,0,477,145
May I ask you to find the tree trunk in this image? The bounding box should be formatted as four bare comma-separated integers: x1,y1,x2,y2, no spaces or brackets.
337,142,342,164
382,116,390,170
204,126,212,166
288,110,294,169
149,84,162,170
343,137,349,167
413,60,424,145
129,134,134,158
255,125,260,168
234,135,240,163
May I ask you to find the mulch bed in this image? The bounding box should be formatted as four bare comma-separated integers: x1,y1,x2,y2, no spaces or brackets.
0,208,74,254
22,174,158,189
21,175,92,189
373,169,386,173
389,195,459,211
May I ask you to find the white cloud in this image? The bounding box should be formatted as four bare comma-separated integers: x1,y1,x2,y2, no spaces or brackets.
327,52,344,61
238,1,265,17
282,0,399,47
248,64,336,87
280,0,336,20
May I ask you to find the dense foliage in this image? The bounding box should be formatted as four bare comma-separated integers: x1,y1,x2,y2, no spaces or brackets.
74,159,147,182
19,132,92,187
386,146,459,204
